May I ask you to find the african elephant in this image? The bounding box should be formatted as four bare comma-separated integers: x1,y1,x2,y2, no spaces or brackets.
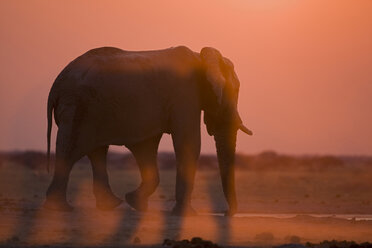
44,46,252,216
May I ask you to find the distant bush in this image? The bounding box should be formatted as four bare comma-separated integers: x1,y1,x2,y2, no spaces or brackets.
285,235,301,244
5,151,48,170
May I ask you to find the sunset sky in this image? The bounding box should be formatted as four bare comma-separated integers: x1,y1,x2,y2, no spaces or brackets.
0,0,371,155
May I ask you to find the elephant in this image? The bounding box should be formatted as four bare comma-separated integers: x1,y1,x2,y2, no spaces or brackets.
44,45,252,216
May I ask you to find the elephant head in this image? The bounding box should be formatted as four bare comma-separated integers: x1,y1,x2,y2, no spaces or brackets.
200,47,252,216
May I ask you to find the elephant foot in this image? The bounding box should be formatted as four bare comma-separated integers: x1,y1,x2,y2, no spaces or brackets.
224,209,236,217
43,198,73,212
224,204,237,217
125,191,148,212
96,193,123,211
171,203,197,216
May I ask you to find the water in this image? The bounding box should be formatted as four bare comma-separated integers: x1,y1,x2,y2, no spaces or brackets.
201,213,372,221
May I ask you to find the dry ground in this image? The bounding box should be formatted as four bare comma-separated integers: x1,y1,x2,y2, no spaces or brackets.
1,160,372,246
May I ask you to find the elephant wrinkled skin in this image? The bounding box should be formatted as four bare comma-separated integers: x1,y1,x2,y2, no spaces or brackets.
44,46,252,216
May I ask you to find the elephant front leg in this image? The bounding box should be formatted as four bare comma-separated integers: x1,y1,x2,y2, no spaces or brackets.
171,122,201,216
88,146,123,210
126,135,162,212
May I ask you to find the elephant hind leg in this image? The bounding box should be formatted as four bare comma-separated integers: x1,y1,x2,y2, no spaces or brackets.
87,146,123,210
44,155,74,212
125,134,162,212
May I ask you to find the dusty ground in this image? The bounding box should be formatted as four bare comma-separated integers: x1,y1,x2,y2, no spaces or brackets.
1,160,372,246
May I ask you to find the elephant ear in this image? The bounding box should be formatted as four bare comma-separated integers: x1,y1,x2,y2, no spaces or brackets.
200,47,225,105
222,57,239,92
200,47,226,136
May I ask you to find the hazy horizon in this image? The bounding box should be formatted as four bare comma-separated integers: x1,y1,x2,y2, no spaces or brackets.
1,1,371,156
1,147,372,158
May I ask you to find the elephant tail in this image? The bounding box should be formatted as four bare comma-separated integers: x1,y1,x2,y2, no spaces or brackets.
46,94,54,173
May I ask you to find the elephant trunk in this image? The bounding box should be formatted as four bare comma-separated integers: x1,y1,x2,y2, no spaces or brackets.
214,125,238,216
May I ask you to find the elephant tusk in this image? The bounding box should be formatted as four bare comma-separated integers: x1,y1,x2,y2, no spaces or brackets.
239,124,253,135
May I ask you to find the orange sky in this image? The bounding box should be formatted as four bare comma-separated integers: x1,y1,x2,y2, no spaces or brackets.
0,0,371,155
